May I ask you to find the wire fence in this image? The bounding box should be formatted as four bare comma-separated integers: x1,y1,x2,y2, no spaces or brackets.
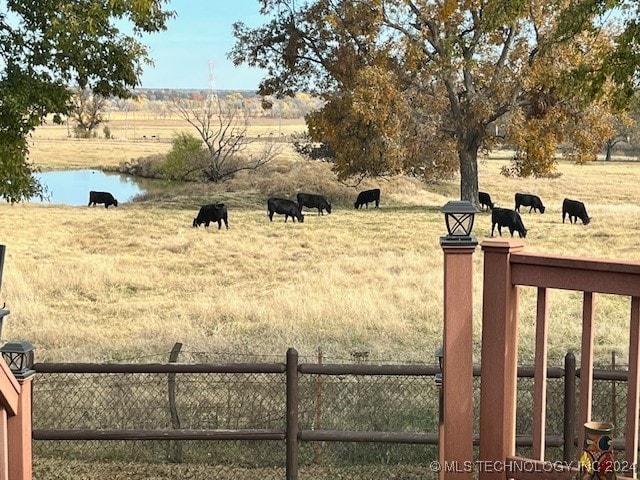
31,347,631,480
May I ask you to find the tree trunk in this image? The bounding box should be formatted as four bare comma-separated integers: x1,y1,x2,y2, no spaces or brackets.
605,142,612,161
458,142,480,206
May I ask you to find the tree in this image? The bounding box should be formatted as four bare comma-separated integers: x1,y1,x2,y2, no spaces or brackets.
160,133,210,181
555,0,640,108
69,88,108,138
172,91,280,182
501,29,623,176
600,94,638,161
0,1,173,202
230,0,629,203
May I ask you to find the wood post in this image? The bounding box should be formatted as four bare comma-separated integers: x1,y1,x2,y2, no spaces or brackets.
563,352,576,463
286,348,299,480
168,342,183,463
479,238,524,480
7,375,34,480
0,409,7,480
440,239,477,479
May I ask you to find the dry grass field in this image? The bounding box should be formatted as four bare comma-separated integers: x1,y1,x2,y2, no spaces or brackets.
3,112,640,367
29,113,307,170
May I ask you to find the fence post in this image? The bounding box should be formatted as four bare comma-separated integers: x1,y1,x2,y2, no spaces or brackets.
479,238,524,480
0,245,6,340
314,349,323,465
7,375,33,480
167,342,183,463
286,348,299,480
563,351,576,463
611,351,617,433
440,234,477,480
0,408,7,480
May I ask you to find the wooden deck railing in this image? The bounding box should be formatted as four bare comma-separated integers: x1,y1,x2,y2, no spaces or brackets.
479,238,640,480
0,356,33,480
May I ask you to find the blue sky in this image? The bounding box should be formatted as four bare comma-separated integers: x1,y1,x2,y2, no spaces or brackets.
137,0,268,91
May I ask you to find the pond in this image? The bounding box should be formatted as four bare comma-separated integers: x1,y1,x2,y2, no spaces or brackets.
32,169,146,206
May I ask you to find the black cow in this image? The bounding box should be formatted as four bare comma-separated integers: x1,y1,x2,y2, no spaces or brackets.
562,198,590,225
491,208,527,238
515,193,546,214
268,197,304,223
354,188,381,209
478,191,494,211
297,192,332,215
193,203,228,229
88,191,118,208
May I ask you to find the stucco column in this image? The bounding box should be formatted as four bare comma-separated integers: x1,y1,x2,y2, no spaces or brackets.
440,239,477,480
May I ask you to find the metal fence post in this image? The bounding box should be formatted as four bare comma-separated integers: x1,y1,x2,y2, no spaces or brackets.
286,348,299,480
563,351,576,463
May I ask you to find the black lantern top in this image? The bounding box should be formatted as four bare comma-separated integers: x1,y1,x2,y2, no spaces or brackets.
441,200,478,242
0,340,35,379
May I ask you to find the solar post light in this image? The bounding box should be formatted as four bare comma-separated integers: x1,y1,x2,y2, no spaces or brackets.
439,200,478,478
441,200,478,243
0,340,35,379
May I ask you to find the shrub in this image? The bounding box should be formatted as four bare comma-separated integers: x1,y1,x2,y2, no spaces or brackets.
160,133,209,181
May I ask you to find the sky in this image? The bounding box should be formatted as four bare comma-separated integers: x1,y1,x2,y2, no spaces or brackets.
136,0,269,91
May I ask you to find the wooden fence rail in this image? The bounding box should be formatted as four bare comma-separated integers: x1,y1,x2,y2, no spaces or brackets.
30,347,637,478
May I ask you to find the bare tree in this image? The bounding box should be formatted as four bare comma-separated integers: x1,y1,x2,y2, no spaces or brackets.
172,93,279,182
69,87,108,138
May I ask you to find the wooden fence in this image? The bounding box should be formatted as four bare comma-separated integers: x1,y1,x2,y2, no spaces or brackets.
478,238,640,480
0,358,33,480
30,347,638,478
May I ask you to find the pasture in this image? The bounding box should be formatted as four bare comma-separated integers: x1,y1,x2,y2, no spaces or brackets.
3,115,640,366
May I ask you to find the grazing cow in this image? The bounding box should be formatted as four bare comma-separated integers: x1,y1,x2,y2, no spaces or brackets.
515,193,546,213
88,191,118,208
268,197,304,223
193,203,228,229
562,198,590,225
491,208,527,238
296,192,332,215
478,191,494,211
354,188,381,209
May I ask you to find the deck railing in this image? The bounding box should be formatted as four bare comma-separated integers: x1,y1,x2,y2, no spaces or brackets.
0,356,33,480
479,238,640,480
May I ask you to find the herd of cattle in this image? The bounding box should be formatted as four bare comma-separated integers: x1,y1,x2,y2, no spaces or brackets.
88,187,589,238
87,188,382,229
190,188,382,228
479,191,591,238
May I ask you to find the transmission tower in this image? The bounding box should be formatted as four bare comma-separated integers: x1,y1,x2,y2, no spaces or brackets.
208,60,219,104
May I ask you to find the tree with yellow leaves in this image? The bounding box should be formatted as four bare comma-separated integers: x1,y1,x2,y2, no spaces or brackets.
231,0,633,203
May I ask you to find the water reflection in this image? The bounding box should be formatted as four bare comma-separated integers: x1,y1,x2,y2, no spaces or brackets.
32,169,146,206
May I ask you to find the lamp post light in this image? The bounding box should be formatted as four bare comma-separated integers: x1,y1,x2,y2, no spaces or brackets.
439,200,477,479
0,340,35,379
441,200,478,243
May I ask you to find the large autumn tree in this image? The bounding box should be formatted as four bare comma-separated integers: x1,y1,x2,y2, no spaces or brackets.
0,0,173,203
231,0,633,203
